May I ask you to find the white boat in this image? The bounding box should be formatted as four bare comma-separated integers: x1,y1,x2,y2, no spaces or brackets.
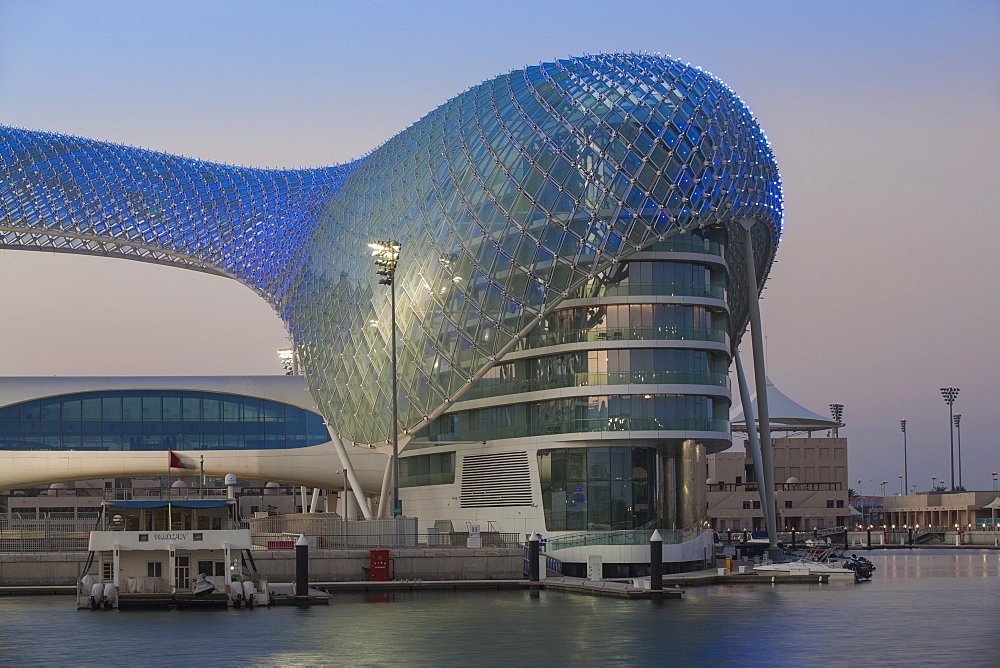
77,487,269,610
754,560,857,580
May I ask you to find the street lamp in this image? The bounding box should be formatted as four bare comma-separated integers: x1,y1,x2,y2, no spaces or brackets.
993,472,998,492
932,475,937,492
857,478,863,525
940,386,960,490
898,474,903,496
900,419,908,495
829,403,844,437
953,413,963,490
369,240,402,517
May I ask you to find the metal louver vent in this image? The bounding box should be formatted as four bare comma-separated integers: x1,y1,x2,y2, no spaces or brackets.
459,451,533,508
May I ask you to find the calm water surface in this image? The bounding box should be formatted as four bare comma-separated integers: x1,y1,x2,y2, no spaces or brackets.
1,550,998,666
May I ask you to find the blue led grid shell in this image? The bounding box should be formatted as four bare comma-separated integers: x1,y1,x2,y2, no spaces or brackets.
0,53,782,446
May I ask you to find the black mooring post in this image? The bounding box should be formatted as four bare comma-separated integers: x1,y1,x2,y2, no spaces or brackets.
295,534,309,596
866,527,872,549
650,529,663,591
908,527,913,545
528,533,540,582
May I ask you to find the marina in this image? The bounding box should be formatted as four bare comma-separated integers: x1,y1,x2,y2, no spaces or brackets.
1,550,997,665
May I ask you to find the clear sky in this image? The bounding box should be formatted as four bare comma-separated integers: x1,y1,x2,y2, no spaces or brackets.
1,0,997,494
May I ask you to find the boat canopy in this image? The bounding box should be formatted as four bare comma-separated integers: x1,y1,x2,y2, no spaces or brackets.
106,500,230,509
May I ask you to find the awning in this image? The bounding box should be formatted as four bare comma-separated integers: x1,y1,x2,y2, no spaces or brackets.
106,500,230,509
981,497,1000,509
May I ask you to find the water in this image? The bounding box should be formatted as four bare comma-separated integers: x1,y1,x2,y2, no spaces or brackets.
1,550,998,666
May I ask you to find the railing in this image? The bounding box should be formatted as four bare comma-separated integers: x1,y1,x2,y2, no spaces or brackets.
0,517,94,552
569,282,725,300
103,487,231,500
515,326,729,351
711,482,843,492
429,417,731,442
464,370,730,401
246,515,522,550
544,526,702,551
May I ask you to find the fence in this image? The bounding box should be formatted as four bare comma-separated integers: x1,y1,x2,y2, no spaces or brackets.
245,515,522,550
0,517,95,552
0,514,523,553
544,526,700,551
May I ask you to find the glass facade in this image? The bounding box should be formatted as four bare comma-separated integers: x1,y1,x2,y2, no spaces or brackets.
0,391,331,451
399,452,456,488
0,54,781,447
539,447,657,531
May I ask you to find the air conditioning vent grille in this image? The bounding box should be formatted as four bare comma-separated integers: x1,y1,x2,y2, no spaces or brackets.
459,451,533,508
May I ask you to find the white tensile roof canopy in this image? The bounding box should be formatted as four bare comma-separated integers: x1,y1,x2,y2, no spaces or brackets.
731,378,843,433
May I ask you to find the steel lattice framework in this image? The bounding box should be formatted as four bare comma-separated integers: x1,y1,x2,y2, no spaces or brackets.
0,53,782,446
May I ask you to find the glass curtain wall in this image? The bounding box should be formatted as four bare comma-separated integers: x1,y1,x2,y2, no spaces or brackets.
0,391,330,451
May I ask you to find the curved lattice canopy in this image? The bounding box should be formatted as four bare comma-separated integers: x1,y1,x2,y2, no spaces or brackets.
0,53,782,445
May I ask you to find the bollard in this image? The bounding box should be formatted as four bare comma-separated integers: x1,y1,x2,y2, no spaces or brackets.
528,533,540,582
725,556,732,573
649,529,663,591
295,533,309,596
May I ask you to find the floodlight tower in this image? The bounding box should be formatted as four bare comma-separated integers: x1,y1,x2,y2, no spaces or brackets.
953,413,963,490
829,403,844,437
901,419,908,495
940,387,960,491
370,240,402,516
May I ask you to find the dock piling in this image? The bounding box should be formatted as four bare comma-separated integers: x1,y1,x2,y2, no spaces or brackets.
295,534,309,596
650,530,663,591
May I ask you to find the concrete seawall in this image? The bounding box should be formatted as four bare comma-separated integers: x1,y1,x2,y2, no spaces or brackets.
0,548,524,587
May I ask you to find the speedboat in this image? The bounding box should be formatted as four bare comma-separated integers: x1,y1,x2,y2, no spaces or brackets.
754,560,857,581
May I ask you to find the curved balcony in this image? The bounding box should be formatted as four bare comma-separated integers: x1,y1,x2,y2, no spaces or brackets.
465,371,730,402
569,282,725,300
428,417,730,442
517,325,729,351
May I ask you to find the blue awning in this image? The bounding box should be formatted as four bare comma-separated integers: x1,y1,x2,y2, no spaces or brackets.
107,500,230,509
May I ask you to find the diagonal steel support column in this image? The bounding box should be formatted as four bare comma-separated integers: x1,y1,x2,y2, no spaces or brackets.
376,455,393,519
330,431,373,519
740,218,778,552
735,351,769,529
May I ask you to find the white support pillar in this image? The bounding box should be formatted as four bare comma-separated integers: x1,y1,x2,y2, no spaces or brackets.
330,431,373,519
168,546,176,593
309,488,321,514
299,486,308,513
740,218,778,550
377,456,393,519
735,351,769,527
113,547,121,587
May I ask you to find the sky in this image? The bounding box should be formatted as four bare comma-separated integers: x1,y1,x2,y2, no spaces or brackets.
0,0,997,493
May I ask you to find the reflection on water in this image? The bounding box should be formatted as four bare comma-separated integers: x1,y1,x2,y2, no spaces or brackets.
0,550,998,666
